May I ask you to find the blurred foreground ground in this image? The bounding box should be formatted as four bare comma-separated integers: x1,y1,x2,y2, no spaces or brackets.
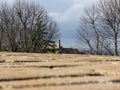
0,52,120,90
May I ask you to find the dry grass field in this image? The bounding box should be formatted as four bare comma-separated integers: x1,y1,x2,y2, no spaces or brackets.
0,52,120,90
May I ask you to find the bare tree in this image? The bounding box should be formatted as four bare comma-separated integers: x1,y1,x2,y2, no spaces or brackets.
77,5,101,55
77,0,120,56
0,3,16,51
77,16,94,54
98,0,120,56
0,1,59,53
0,28,3,51
85,5,101,54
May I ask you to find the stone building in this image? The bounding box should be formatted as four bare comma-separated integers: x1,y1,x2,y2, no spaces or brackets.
55,40,79,54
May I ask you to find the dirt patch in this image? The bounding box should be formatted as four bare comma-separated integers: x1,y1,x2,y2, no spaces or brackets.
14,60,43,63
90,60,120,62
6,65,79,69
0,86,2,89
12,81,99,89
26,65,79,69
10,79,120,89
0,73,103,82
0,60,5,63
110,79,120,83
105,60,120,62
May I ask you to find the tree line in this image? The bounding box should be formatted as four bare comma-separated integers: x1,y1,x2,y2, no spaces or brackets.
77,0,120,56
0,0,120,56
0,1,59,53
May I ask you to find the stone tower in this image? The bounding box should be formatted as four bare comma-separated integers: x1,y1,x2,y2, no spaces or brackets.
56,39,61,49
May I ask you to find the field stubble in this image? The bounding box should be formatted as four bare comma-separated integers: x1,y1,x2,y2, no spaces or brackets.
0,52,120,90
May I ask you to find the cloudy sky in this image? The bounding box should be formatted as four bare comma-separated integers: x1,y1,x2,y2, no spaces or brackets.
36,0,97,48
0,0,97,48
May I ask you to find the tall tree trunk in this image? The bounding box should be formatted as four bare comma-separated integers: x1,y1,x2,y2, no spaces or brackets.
114,35,118,56
87,40,94,54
